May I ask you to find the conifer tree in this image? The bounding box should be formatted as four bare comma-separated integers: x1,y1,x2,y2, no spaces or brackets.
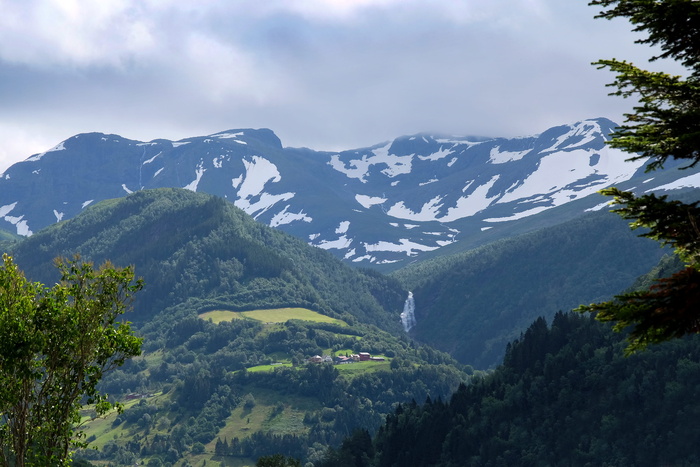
577,0,700,352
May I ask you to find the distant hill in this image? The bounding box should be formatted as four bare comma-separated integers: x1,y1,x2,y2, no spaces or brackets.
3,118,700,269
392,204,674,368
10,187,406,332
321,311,700,467
2,135,696,464
6,188,470,466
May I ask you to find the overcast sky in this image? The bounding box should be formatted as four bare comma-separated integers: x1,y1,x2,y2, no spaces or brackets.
0,0,667,173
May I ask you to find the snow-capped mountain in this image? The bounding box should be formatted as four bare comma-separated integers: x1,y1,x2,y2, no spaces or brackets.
2,117,698,268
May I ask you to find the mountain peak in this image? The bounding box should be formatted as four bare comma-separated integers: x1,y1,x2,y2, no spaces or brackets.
207,128,282,149
2,118,699,269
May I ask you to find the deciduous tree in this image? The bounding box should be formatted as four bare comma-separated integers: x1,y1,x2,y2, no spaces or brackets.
0,255,142,466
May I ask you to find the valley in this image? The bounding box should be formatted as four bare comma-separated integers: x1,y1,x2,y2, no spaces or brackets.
0,121,697,466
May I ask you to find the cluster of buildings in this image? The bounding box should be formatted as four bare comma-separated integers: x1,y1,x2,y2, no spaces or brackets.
308,352,385,365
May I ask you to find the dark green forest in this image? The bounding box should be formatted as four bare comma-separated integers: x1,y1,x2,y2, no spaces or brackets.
11,188,406,332
320,311,700,467
0,183,696,467
3,188,473,465
392,207,670,368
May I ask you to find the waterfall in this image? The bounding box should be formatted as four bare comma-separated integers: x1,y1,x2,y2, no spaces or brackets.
400,291,416,332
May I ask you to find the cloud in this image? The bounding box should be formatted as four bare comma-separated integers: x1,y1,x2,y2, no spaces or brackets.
0,1,670,172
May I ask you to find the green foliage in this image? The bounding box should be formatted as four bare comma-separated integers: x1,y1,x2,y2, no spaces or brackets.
590,0,700,171
327,312,700,466
578,188,700,352
256,453,302,467
78,308,467,464
5,188,462,464
393,210,666,367
577,0,700,351
11,188,405,333
0,255,142,466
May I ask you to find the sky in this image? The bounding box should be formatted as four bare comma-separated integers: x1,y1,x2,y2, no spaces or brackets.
0,0,670,173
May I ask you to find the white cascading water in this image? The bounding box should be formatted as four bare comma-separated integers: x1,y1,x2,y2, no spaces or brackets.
400,291,417,332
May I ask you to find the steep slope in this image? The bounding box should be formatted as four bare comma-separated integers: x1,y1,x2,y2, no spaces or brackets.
4,188,470,466
3,118,699,268
9,188,406,332
322,312,700,467
392,205,674,368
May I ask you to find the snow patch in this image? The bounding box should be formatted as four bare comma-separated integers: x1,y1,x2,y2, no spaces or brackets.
484,206,551,222
418,147,454,161
82,200,94,208
440,175,501,221
328,143,412,182
172,141,190,147
237,156,281,198
233,156,295,217
122,184,133,194
0,202,17,217
497,147,646,207
314,235,353,250
143,152,162,164
184,162,207,191
212,131,244,139
269,206,312,227
25,141,66,163
387,196,444,221
489,146,530,164
363,238,439,256
213,156,225,169
355,194,387,209
649,172,700,191
585,201,611,212
540,120,601,153
53,210,63,222
336,221,350,234
352,254,375,263
3,208,32,235
236,192,294,219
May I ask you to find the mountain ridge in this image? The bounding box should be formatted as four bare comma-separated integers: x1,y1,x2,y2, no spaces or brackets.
2,117,699,268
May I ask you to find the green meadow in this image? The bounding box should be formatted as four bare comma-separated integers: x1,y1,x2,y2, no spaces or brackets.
199,307,347,325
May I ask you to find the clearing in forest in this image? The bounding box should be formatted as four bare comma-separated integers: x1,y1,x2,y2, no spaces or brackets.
198,307,346,325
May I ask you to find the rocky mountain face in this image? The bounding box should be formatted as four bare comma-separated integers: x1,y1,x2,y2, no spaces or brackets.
2,117,699,268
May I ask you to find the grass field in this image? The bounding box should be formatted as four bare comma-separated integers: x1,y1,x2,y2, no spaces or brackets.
204,387,319,466
335,359,392,377
80,393,164,450
247,362,293,372
199,307,346,326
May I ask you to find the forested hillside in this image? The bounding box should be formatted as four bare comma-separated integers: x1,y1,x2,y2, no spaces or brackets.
392,206,673,368
10,188,406,332
320,311,700,467
3,188,472,465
